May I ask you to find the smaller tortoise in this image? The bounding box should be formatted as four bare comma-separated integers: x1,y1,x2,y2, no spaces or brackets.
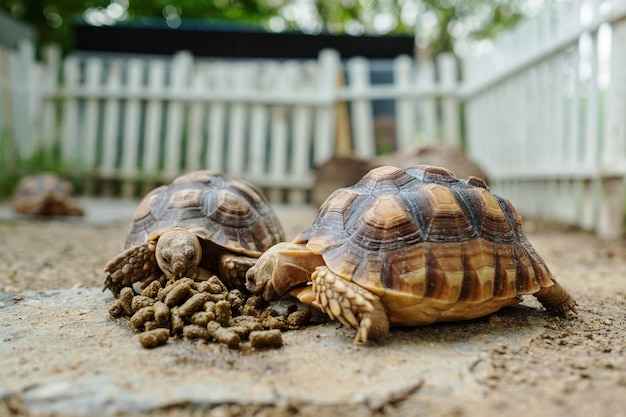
104,170,285,296
246,165,577,343
12,173,84,216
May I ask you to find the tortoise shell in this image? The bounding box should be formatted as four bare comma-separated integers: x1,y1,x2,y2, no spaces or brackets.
295,165,555,325
125,170,284,256
12,173,84,216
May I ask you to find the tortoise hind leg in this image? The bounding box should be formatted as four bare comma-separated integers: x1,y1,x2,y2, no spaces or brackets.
534,280,578,317
312,266,389,343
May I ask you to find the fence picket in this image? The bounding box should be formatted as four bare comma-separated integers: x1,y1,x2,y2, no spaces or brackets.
347,57,375,157
83,58,102,172
120,59,143,195
394,55,414,150
60,57,80,168
164,52,191,179
143,60,166,177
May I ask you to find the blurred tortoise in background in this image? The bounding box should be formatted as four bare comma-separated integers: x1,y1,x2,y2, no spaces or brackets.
104,170,285,297
247,165,577,343
311,144,489,208
12,173,84,216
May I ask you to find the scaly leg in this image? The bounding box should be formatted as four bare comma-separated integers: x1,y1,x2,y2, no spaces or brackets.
534,280,578,317
312,266,389,343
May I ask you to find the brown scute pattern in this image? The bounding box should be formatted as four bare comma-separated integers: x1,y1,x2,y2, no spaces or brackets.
298,164,556,306
124,171,284,255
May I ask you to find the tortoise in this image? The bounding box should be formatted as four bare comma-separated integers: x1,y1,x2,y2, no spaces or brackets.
246,165,577,343
103,170,285,297
12,173,84,216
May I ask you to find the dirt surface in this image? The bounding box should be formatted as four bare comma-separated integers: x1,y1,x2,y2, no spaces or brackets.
1,204,626,416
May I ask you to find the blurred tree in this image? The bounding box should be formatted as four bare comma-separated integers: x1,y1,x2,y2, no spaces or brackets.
0,0,543,56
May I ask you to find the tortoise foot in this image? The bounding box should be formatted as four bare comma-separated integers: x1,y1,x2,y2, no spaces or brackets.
535,280,578,317
312,266,389,343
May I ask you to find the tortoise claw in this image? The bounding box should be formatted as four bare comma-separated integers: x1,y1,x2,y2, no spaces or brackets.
312,266,389,343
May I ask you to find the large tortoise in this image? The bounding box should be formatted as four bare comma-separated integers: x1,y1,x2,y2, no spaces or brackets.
104,170,284,296
12,173,84,216
246,165,577,343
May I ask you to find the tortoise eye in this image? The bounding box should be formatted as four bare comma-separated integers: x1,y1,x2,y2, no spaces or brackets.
161,252,172,264
184,247,196,261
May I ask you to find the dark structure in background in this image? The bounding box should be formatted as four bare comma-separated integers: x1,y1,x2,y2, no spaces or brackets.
0,11,35,48
72,19,415,59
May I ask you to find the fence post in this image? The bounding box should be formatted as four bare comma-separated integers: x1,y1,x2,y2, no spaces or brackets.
598,17,626,239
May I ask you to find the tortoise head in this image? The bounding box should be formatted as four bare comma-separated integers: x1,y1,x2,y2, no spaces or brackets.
155,228,202,280
245,242,324,301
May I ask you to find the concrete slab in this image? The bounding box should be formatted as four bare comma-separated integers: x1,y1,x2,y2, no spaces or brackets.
0,288,548,416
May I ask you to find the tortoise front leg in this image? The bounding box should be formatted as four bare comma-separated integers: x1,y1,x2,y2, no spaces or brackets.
312,266,389,343
218,253,257,289
103,241,160,297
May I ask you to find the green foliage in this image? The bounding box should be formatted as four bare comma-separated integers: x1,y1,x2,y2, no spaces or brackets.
0,0,540,57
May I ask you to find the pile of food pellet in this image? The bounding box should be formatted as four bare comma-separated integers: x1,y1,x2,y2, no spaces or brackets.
108,275,312,349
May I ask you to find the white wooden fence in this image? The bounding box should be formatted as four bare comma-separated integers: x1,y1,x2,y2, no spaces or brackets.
3,0,626,237
462,0,626,239
2,45,459,203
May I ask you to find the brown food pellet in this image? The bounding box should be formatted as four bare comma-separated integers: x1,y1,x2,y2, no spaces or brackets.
232,315,264,333
214,300,232,326
191,311,215,327
130,306,155,330
144,320,160,331
153,301,170,325
119,287,135,316
108,300,124,318
207,321,240,348
287,308,312,327
227,289,245,313
200,275,228,294
131,295,156,313
183,324,210,340
203,301,216,313
170,306,185,336
139,328,170,348
179,293,210,317
250,329,283,349
164,281,191,307
263,316,288,330
140,280,162,298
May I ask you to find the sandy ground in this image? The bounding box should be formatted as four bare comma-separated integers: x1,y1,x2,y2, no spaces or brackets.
1,204,626,416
